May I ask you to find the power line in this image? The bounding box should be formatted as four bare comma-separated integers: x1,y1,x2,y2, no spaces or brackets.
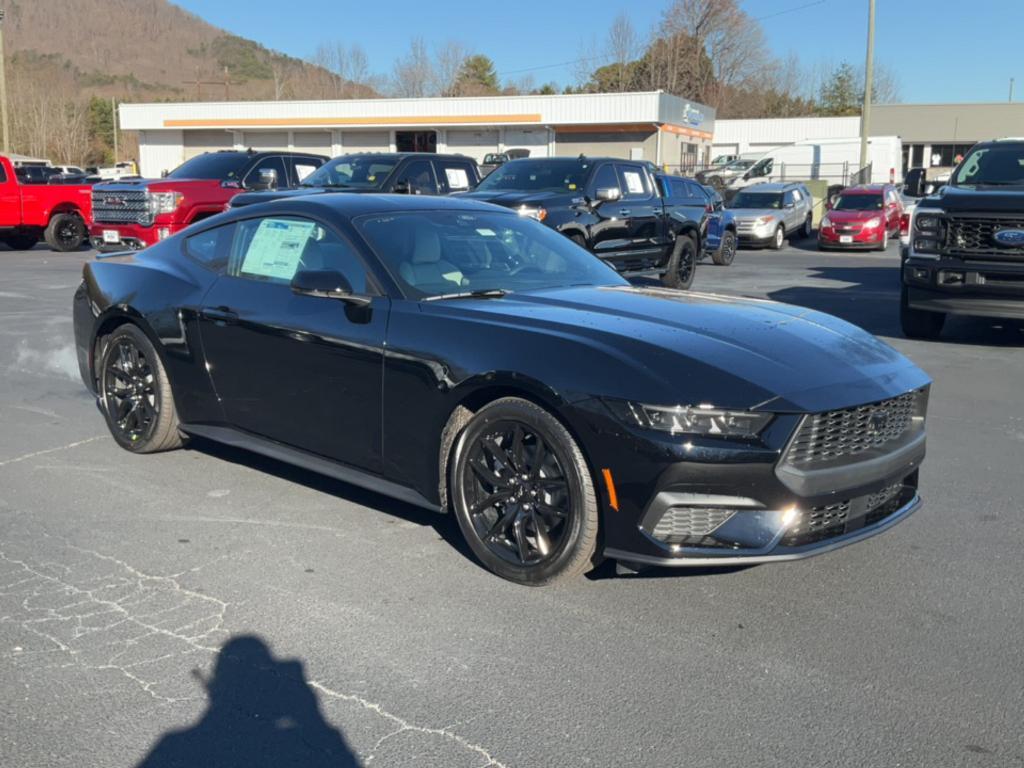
497,0,831,80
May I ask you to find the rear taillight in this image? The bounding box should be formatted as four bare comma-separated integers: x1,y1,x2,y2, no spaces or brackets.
900,213,910,236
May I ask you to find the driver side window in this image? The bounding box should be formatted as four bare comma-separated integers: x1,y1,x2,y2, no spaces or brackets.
227,216,368,292
590,164,619,196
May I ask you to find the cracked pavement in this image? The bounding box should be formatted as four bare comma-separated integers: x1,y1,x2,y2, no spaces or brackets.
1,245,1023,766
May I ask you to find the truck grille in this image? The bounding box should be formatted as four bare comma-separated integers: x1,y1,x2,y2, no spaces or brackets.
784,388,926,468
944,215,1024,260
92,189,149,225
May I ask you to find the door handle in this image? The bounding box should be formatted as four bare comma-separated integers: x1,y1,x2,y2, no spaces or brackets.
200,306,238,324
619,208,631,217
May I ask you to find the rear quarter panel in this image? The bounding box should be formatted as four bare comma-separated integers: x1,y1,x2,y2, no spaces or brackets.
20,184,94,226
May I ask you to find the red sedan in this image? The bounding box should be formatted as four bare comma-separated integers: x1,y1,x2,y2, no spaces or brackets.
818,184,903,251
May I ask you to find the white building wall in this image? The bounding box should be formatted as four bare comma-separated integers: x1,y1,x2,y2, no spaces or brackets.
137,129,184,177
713,116,861,156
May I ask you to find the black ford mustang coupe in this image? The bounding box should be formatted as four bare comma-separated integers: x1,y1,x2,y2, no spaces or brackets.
73,195,930,585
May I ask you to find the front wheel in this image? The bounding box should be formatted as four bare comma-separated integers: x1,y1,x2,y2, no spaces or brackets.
661,234,696,289
711,230,736,266
876,227,889,251
770,224,785,250
801,215,813,239
450,397,599,586
98,324,183,453
899,285,945,339
44,213,86,252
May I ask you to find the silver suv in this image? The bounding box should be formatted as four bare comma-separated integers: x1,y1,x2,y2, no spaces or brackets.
727,182,814,249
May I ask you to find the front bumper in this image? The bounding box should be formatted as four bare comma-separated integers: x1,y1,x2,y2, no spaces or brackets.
904,256,1024,319
819,227,885,249
88,222,184,252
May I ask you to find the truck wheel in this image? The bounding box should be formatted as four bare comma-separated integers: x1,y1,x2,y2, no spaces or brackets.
711,230,736,266
568,233,588,250
770,224,785,250
900,285,945,339
661,235,696,290
2,233,39,250
44,213,86,252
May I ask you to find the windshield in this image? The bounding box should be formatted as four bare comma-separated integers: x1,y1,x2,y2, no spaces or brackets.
475,159,591,193
728,191,783,210
356,210,626,299
724,159,756,171
954,144,1024,186
166,153,250,181
301,155,398,189
833,194,883,211
483,154,506,165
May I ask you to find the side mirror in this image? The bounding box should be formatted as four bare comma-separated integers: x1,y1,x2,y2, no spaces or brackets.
594,187,621,204
784,202,795,209
290,269,371,306
250,168,278,191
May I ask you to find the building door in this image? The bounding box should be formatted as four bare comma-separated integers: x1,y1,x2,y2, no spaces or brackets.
395,131,437,153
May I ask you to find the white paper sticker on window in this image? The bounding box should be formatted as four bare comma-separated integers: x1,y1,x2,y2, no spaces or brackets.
623,171,644,194
445,168,470,190
295,164,317,182
240,219,315,282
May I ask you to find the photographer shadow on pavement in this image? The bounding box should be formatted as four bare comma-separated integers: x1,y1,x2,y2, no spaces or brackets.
136,635,359,768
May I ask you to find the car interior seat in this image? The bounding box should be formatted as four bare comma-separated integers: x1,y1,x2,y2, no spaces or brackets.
398,221,464,290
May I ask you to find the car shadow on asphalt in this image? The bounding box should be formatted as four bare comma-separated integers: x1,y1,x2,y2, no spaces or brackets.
183,437,476,563
135,635,359,767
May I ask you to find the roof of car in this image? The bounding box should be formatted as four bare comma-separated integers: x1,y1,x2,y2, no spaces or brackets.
335,152,477,161
234,193,509,220
739,182,805,192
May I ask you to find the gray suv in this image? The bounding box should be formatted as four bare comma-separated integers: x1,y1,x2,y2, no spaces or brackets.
728,182,814,249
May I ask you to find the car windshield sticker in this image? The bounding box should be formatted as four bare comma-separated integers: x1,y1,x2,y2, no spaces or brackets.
623,171,644,194
445,168,470,189
240,218,316,281
476,228,496,237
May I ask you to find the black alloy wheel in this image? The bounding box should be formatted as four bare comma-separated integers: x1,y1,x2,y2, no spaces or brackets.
662,234,696,289
711,230,737,266
44,213,85,252
99,325,183,453
451,398,598,585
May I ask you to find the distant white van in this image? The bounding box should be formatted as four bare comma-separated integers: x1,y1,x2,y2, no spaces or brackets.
726,136,903,191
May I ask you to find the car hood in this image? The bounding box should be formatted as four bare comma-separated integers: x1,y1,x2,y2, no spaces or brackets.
429,285,928,413
919,184,1024,213
729,208,782,221
92,178,223,193
827,209,884,222
460,189,576,208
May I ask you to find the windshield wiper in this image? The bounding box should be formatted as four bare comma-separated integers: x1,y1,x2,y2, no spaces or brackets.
424,288,510,301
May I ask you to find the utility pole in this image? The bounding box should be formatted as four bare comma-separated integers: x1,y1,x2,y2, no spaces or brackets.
0,8,9,154
111,97,118,164
859,0,875,172
1010,78,1015,102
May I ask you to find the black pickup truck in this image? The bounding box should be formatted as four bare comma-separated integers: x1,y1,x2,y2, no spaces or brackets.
901,138,1024,338
461,156,707,289
230,152,481,208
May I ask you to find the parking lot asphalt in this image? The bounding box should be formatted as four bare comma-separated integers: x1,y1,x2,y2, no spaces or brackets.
1,239,1022,768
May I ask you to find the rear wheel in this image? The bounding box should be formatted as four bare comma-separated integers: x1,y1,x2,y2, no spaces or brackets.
661,234,696,289
98,325,183,453
3,233,39,250
899,285,945,339
711,230,736,266
770,224,785,250
450,397,599,586
44,213,86,252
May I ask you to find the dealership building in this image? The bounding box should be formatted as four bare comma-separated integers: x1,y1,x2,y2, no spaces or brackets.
120,91,716,178
713,102,1024,172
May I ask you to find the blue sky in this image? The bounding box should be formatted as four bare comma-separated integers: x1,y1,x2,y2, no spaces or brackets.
173,0,1023,104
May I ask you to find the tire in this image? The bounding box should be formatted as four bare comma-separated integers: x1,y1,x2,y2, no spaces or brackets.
44,213,86,252
801,215,813,239
568,233,587,250
875,227,889,252
770,224,785,250
98,324,183,453
711,230,736,266
661,234,696,289
450,397,599,586
3,233,39,250
899,285,945,340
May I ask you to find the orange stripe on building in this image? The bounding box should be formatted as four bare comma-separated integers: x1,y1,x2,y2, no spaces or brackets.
163,114,543,128
554,123,657,134
659,123,713,141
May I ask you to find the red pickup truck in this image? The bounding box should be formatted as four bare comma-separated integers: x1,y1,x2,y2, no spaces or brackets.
89,149,327,251
0,155,92,251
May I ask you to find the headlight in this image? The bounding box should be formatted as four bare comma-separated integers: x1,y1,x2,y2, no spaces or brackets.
914,213,942,232
820,215,832,228
517,205,547,222
147,191,183,215
911,210,943,257
755,215,774,227
864,217,882,228
622,402,772,438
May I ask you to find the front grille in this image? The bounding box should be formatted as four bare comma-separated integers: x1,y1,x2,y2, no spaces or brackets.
784,389,925,469
944,215,1024,260
781,482,908,547
651,507,736,545
92,189,149,225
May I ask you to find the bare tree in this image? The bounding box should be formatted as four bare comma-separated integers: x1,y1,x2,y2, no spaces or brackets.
607,13,640,91
433,41,469,97
391,37,434,97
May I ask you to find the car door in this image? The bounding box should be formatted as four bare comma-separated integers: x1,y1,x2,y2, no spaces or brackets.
0,162,21,227
196,213,389,472
885,187,902,232
389,159,438,195
690,181,722,251
781,189,799,233
613,162,665,260
585,162,630,258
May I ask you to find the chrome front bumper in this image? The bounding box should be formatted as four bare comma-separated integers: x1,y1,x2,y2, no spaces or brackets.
605,492,921,568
